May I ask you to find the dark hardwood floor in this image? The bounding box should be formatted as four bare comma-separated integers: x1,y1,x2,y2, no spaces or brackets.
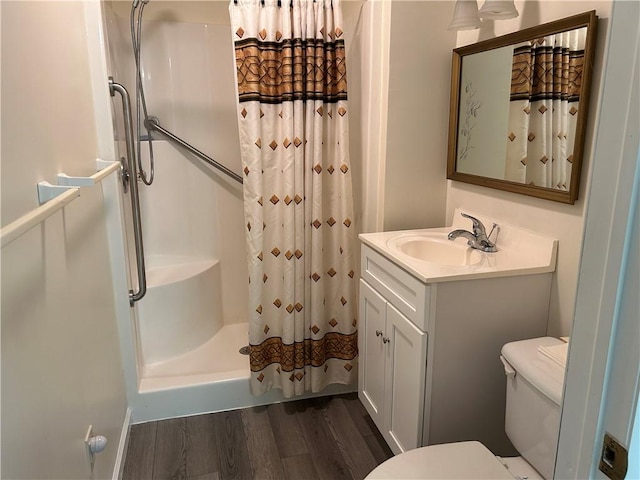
122,393,393,480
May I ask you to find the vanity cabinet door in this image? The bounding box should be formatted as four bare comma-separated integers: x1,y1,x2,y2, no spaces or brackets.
358,279,428,454
358,279,387,429
383,303,427,454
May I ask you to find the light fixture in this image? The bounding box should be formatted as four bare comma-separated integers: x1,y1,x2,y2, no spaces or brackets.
477,0,519,20
448,0,481,31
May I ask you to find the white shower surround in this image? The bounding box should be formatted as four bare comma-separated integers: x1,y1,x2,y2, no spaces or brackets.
134,19,249,381
101,9,259,422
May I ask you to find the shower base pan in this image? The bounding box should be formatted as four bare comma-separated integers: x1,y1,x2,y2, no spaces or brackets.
139,322,249,393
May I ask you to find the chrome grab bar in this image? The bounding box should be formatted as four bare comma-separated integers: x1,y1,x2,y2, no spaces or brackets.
145,117,243,185
109,77,147,305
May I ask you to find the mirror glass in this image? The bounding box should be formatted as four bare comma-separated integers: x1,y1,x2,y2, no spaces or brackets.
447,11,598,204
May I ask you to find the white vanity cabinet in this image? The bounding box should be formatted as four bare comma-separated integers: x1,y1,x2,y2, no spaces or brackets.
359,244,432,454
358,240,554,457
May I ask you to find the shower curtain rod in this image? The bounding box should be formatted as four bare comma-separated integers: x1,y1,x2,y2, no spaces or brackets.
144,117,244,185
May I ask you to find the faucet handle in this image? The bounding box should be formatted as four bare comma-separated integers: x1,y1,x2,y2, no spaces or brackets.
487,223,499,242
460,212,486,235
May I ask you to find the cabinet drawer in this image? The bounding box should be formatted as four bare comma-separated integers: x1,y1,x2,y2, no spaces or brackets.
361,245,430,331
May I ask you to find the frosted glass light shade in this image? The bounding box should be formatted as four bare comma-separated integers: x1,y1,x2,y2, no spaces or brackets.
448,0,481,31
478,0,519,19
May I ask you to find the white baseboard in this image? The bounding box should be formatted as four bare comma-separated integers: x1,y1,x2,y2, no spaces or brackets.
112,408,131,480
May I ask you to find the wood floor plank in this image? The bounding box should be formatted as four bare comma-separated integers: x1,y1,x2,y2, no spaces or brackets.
341,393,377,437
363,432,394,466
266,401,309,458
341,394,393,466
153,418,187,480
295,399,352,480
281,453,320,480
186,414,219,477
214,410,252,480
240,406,285,479
188,473,219,480
323,397,379,479
122,422,158,480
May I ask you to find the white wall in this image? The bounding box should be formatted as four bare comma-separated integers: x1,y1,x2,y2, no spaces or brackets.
0,2,127,478
383,1,455,231
447,0,613,336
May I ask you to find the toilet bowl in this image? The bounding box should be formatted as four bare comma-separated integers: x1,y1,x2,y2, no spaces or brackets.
366,337,566,480
365,441,514,479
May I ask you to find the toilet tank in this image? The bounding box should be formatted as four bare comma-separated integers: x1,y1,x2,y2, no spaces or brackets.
501,337,566,480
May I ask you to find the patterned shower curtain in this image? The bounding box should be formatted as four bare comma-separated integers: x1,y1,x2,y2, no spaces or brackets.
229,0,357,397
504,28,587,189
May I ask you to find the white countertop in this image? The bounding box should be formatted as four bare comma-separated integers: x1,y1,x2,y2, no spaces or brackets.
359,210,558,283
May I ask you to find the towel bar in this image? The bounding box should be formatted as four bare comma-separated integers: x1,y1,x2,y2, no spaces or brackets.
57,159,120,187
0,159,120,249
0,187,80,248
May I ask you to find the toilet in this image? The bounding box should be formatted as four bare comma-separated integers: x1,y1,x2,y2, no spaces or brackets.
366,337,566,480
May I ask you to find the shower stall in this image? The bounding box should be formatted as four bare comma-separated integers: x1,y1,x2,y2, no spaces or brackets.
99,0,369,422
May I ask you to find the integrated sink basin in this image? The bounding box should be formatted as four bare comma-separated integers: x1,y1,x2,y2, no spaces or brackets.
387,234,484,266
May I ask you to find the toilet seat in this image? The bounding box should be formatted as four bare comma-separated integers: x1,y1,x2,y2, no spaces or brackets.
365,441,514,479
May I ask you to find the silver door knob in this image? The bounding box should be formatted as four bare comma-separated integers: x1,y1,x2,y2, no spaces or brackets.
382,337,390,344
375,330,383,337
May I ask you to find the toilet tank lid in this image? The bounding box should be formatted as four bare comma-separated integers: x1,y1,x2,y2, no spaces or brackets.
501,336,566,406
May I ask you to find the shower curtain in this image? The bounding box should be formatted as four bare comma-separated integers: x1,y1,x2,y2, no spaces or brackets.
230,0,357,397
504,28,587,189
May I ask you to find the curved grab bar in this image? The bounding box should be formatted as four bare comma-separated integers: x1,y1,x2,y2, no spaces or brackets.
145,117,243,185
109,77,147,305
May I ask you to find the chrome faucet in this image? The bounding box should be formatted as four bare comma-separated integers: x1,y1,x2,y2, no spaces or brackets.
448,213,498,252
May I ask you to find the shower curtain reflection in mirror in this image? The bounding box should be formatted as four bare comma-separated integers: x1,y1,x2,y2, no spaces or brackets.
504,27,587,189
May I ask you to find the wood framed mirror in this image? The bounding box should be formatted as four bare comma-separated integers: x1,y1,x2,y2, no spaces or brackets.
447,11,598,204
